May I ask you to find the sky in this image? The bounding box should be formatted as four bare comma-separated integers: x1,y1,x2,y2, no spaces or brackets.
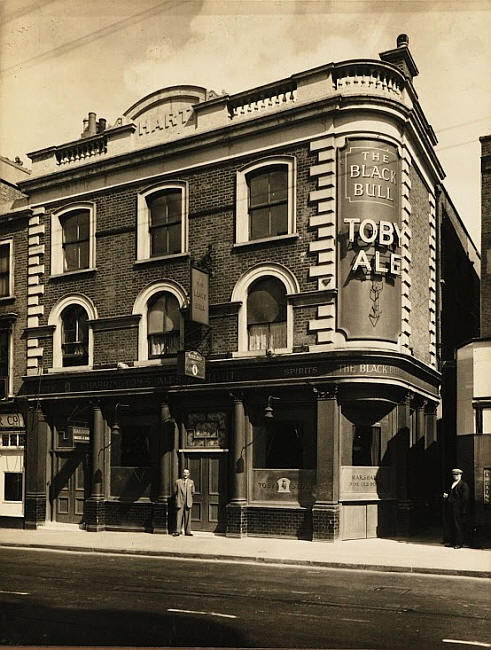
0,0,489,247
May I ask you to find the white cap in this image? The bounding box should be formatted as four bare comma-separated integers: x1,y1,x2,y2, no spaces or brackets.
451,468,463,474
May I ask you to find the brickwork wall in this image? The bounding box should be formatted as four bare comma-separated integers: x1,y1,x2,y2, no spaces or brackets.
0,214,28,393
36,142,317,368
93,328,138,368
408,165,432,365
481,136,491,338
0,180,26,205
246,506,312,539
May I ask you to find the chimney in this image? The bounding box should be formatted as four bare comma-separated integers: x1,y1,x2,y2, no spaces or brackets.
88,112,97,136
97,118,107,133
81,118,89,137
379,33,419,81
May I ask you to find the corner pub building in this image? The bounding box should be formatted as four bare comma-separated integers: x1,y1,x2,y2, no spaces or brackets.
9,35,479,541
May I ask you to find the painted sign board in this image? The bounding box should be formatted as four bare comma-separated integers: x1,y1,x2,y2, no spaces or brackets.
340,466,393,500
484,468,491,505
337,139,402,341
69,425,90,444
251,469,315,504
190,267,209,325
178,350,206,380
0,413,25,429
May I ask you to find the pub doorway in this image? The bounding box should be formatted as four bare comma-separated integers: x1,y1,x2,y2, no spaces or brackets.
184,453,227,532
52,450,89,524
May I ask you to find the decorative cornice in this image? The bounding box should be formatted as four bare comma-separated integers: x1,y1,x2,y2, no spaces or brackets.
23,324,55,339
210,301,242,317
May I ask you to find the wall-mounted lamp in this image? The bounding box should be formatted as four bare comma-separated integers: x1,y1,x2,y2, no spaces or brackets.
264,395,280,420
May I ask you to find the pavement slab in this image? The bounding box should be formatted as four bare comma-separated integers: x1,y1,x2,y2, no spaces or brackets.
0,526,489,578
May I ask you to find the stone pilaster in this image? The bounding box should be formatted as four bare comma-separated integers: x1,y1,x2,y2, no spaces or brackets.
24,406,48,529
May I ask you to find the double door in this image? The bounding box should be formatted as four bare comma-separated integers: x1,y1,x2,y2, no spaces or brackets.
185,453,227,532
52,451,89,524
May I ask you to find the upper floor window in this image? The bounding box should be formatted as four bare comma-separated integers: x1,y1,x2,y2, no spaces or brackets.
137,182,188,261
132,280,187,363
0,329,9,397
51,203,96,276
147,292,181,358
236,156,296,244
231,263,299,357
61,304,89,366
0,241,13,298
48,294,97,371
248,167,288,240
247,276,287,351
61,210,89,271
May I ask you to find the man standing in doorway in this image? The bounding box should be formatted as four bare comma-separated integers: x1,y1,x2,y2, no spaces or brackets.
443,468,470,549
174,468,195,536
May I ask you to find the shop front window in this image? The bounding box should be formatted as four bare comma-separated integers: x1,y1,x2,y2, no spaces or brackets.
110,421,156,500
4,472,23,501
352,425,381,466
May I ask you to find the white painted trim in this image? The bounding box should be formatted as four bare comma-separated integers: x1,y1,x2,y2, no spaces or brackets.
48,293,98,369
231,263,299,354
132,280,188,362
136,181,188,261
50,202,96,276
235,155,296,244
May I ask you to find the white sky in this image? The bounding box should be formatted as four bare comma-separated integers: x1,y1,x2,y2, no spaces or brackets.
1,0,489,247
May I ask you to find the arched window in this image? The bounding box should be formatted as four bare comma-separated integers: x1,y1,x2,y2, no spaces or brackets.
147,189,182,257
247,277,287,351
61,304,89,366
147,292,181,358
247,166,288,240
61,210,90,271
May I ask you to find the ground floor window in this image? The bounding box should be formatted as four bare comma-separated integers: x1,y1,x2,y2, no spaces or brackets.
352,425,381,466
4,472,23,501
110,420,156,500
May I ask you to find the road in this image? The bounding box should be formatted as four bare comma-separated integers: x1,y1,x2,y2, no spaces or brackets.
0,547,489,648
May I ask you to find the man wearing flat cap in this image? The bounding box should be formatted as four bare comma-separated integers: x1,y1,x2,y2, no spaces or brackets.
443,468,469,548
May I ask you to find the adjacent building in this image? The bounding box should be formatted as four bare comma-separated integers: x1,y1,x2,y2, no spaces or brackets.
2,35,480,540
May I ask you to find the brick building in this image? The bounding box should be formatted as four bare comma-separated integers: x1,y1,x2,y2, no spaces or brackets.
0,156,30,523
454,135,491,541
7,35,480,540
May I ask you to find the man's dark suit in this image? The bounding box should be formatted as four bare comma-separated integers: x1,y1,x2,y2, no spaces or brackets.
443,479,470,547
175,477,195,535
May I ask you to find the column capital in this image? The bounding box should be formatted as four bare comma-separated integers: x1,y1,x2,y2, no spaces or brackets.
313,384,338,400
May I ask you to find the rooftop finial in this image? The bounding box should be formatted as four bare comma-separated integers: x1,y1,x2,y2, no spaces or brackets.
397,34,409,48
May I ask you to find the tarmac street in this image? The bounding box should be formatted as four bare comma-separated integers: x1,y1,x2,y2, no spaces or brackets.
0,546,490,648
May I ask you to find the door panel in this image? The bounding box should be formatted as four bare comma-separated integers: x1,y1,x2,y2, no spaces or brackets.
53,451,88,524
184,454,227,532
342,504,367,540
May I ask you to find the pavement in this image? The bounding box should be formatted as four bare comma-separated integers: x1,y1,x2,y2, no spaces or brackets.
0,524,489,578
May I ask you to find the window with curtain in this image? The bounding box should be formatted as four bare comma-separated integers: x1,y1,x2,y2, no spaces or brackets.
0,243,10,297
61,210,90,271
247,166,288,240
147,292,181,358
61,304,89,366
147,189,182,257
247,276,287,351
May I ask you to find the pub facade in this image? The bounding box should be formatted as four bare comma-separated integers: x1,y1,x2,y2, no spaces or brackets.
12,35,477,540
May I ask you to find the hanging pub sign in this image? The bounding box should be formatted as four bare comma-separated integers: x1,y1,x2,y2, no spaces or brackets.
337,138,403,341
190,266,209,325
178,350,206,380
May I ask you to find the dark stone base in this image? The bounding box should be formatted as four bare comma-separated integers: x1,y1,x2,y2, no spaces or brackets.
312,502,340,542
85,498,106,532
0,516,24,529
246,506,312,540
396,499,415,536
226,502,248,537
24,494,46,529
152,500,170,534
